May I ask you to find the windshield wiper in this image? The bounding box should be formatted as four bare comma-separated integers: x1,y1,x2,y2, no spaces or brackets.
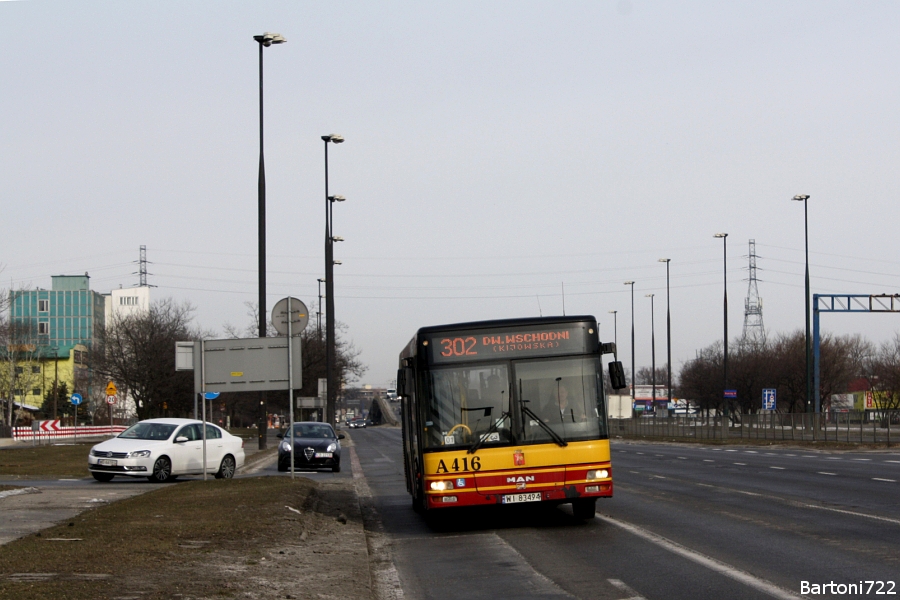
467,411,510,454
521,404,568,447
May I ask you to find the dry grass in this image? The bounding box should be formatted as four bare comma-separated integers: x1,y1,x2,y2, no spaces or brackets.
0,476,370,599
0,442,95,479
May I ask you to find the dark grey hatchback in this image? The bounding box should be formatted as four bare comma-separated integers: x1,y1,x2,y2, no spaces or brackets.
277,422,345,472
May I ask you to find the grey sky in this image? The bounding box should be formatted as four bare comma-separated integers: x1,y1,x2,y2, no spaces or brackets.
3,1,900,388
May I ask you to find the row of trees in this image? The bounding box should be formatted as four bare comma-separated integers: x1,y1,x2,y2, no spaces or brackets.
676,330,900,414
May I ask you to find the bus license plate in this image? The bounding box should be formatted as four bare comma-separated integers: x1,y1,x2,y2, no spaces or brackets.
501,492,542,504
98,459,116,466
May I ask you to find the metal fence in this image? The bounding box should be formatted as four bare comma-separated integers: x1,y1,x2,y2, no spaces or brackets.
610,410,899,445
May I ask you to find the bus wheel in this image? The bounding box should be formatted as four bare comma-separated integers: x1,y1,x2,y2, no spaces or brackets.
572,498,596,520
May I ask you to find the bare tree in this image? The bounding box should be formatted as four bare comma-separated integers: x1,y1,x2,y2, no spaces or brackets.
867,333,900,410
93,299,202,420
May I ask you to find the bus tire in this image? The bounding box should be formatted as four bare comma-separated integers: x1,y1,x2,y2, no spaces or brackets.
572,498,596,520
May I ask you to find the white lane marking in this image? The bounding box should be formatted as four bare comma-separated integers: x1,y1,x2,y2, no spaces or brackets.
802,456,816,458
826,457,842,460
785,454,797,457
725,449,737,452
651,476,667,480
745,451,758,454
697,483,713,487
886,460,900,464
733,462,747,466
818,472,837,476
348,446,404,600
677,457,687,460
873,478,897,483
636,452,645,455
770,466,785,470
597,515,803,599
853,459,871,462
629,471,641,474
738,491,762,496
703,459,715,462
654,454,664,457
764,453,777,456
607,578,648,600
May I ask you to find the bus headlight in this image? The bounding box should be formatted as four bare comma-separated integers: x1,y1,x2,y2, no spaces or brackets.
430,480,454,491
587,469,609,480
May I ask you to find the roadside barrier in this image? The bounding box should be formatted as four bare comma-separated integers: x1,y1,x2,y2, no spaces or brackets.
12,425,128,442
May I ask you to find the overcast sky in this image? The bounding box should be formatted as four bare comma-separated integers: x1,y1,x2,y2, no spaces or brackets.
3,1,900,389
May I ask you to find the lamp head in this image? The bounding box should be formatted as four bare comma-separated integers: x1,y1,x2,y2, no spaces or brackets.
646,293,654,297
254,32,286,47
333,260,343,265
608,310,617,314
624,281,634,286
317,278,326,283
792,194,810,202
331,236,345,242
329,195,346,202
658,258,670,263
714,233,728,238
322,134,344,143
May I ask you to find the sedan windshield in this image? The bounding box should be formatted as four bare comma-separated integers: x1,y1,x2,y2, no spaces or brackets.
288,424,335,439
118,422,178,441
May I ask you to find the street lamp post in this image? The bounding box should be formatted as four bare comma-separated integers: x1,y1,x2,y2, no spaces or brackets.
624,282,635,405
792,195,812,416
646,294,656,411
253,31,285,450
323,134,345,427
659,258,672,411
714,233,729,437
607,310,618,355
317,277,325,341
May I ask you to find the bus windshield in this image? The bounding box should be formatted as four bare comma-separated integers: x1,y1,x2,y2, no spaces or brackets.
421,356,607,450
515,356,607,444
424,365,511,450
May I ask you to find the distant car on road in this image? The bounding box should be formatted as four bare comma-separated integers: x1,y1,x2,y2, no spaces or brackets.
348,418,367,429
278,422,345,473
88,418,246,483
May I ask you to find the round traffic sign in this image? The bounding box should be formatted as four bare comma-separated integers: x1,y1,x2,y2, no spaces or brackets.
204,392,221,400
70,393,83,405
271,297,309,336
106,395,118,405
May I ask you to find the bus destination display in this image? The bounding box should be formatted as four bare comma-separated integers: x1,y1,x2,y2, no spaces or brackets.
428,324,591,364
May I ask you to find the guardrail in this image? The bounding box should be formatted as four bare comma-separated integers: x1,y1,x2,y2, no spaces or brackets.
611,410,898,445
12,425,128,442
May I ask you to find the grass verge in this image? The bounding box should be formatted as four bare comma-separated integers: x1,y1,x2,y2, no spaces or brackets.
0,442,95,479
0,475,369,599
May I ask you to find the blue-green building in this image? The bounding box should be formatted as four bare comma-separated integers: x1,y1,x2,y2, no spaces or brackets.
11,275,106,357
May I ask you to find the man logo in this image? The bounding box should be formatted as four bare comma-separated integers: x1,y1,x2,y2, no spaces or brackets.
506,475,535,483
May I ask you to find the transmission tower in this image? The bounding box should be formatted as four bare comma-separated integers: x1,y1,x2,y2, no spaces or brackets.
742,239,765,346
136,245,153,287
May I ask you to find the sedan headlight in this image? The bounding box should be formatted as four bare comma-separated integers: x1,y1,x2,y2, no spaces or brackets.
281,442,291,452
128,450,151,458
326,442,337,453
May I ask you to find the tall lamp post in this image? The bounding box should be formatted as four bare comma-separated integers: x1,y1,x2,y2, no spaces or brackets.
253,31,285,449
792,195,812,416
323,134,345,427
624,282,635,405
607,310,618,353
659,258,672,411
714,233,729,437
317,277,325,341
646,294,656,411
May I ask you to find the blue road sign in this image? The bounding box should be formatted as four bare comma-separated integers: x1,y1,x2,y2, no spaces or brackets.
70,393,83,405
762,388,776,410
204,392,221,400
724,389,738,399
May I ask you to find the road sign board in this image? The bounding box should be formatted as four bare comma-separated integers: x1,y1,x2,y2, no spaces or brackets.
272,297,309,337
204,392,220,400
106,395,118,405
762,388,776,410
724,389,738,399
70,393,83,406
106,382,118,396
39,419,61,432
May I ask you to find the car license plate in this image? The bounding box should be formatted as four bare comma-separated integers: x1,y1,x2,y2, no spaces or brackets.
314,452,332,458
98,459,116,466
501,492,542,504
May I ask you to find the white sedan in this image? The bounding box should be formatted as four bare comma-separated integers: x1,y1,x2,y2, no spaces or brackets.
88,418,246,483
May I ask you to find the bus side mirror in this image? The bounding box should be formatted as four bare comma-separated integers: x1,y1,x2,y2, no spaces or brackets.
608,361,627,390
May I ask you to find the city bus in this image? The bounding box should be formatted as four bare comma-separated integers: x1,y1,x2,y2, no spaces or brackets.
397,316,626,519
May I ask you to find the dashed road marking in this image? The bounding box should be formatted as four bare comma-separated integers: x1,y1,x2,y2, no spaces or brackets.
703,459,714,462
770,466,785,470
873,478,897,483
608,578,648,600
677,457,687,460
818,472,837,476
733,462,746,466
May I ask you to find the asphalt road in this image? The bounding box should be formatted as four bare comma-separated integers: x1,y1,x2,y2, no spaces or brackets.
350,426,900,600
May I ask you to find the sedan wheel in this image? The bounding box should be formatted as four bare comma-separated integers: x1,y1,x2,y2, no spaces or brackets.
215,455,236,479
148,456,173,483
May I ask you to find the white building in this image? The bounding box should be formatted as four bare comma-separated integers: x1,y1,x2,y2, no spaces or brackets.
103,286,151,323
